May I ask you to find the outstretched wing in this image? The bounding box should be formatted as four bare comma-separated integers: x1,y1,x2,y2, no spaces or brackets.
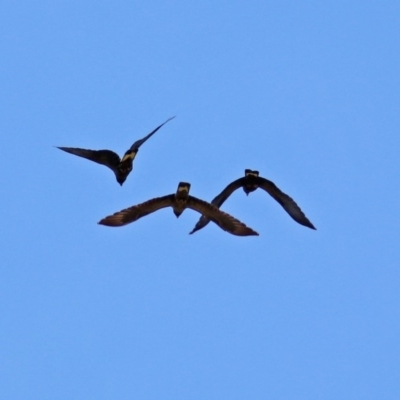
257,177,316,230
57,147,121,172
98,195,174,227
210,177,246,207
128,116,176,152
187,196,258,236
189,177,245,234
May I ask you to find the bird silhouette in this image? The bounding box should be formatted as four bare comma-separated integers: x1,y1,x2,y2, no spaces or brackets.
190,169,316,234
57,117,175,185
99,182,259,236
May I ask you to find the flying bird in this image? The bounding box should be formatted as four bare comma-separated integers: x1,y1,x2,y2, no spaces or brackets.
57,116,175,185
190,169,316,234
99,182,259,237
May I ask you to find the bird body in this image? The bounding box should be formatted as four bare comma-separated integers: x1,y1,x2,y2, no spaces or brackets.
190,169,316,234
57,117,175,185
172,182,191,217
99,182,259,237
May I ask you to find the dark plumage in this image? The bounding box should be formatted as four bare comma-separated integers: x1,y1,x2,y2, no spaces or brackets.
190,169,316,234
57,117,175,185
99,182,259,237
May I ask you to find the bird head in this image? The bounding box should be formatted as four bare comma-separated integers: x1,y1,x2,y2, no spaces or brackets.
244,169,259,177
243,169,259,195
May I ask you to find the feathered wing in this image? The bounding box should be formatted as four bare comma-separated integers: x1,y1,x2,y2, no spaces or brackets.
57,147,121,172
257,177,316,230
98,195,174,227
128,116,176,152
189,178,245,234
187,196,258,236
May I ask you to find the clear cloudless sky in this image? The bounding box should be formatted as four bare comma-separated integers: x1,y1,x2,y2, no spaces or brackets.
1,1,399,399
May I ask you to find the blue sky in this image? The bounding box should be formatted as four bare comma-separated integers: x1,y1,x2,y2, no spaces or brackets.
1,1,400,399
